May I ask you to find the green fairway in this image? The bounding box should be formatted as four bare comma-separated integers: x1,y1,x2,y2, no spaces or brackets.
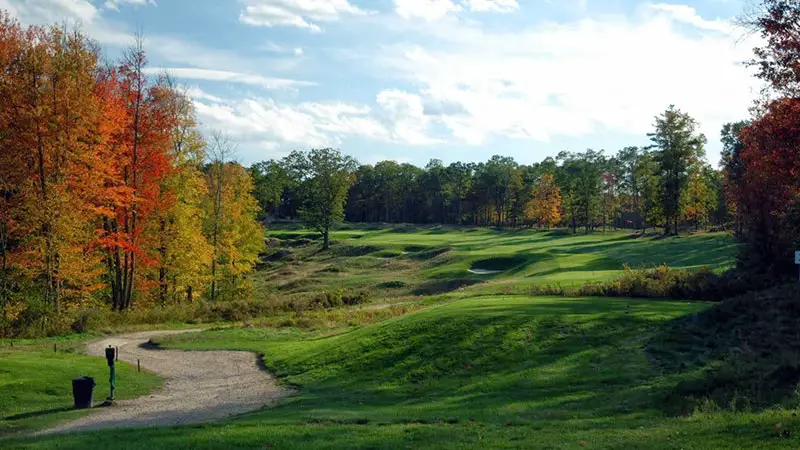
259,226,736,304
3,226,772,449
0,338,162,436
6,295,798,449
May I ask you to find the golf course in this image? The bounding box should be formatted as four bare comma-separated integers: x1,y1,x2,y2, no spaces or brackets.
4,226,799,449
4,1,800,446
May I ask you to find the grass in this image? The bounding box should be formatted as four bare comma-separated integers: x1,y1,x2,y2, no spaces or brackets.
0,336,162,436
6,295,800,449
4,225,770,449
257,226,736,307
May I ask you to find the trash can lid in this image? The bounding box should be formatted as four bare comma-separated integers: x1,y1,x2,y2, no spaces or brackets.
73,376,96,384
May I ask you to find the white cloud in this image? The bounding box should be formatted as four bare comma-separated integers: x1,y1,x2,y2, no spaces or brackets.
395,0,462,21
239,0,368,32
260,42,304,57
185,86,225,104
376,4,761,154
1,0,98,26
0,0,136,45
463,0,519,13
143,68,314,90
104,0,156,12
189,90,444,158
394,0,519,21
648,3,733,34
193,96,390,153
376,89,443,145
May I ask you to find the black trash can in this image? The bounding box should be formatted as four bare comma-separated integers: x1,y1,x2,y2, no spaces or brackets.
72,376,95,409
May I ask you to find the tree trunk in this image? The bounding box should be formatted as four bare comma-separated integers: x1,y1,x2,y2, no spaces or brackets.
323,229,330,250
158,220,167,304
210,257,217,302
0,206,7,321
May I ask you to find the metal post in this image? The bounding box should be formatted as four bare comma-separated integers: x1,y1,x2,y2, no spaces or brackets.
109,365,115,400
105,345,116,402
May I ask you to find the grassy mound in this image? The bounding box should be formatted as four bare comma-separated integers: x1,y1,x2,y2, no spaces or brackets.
469,256,529,272
649,283,800,414
17,295,795,449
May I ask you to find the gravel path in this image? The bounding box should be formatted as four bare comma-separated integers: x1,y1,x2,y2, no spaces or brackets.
39,330,290,435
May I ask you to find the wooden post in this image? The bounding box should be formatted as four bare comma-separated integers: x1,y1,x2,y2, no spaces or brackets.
137,359,140,373
53,343,56,353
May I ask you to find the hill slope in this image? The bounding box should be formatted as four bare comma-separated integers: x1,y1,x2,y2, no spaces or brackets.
8,294,800,449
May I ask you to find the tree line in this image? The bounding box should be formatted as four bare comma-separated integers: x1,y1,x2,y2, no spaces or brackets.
252,107,728,237
0,13,263,334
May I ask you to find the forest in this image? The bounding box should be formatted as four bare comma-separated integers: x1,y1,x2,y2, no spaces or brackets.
0,13,263,335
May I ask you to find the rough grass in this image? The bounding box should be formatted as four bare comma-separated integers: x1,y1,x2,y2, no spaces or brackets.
7,295,800,449
649,283,800,415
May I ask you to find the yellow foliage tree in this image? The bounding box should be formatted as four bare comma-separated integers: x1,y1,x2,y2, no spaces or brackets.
204,160,264,302
525,174,562,229
147,85,213,304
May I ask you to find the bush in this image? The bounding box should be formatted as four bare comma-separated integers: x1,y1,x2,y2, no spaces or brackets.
312,289,371,308
70,308,107,333
342,290,370,306
574,265,773,302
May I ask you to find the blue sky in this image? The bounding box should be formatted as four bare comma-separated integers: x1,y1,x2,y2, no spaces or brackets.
1,0,760,167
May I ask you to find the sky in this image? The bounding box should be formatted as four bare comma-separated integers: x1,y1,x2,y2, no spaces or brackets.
0,0,762,167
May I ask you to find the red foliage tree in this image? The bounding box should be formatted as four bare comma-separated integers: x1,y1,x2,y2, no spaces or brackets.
738,98,800,274
97,40,177,311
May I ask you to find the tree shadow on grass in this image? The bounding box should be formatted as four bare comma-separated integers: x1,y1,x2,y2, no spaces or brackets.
4,407,73,421
411,279,484,295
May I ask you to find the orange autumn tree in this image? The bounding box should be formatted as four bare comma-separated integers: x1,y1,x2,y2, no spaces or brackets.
99,39,178,311
525,174,562,229
1,19,111,314
0,12,266,336
0,12,26,324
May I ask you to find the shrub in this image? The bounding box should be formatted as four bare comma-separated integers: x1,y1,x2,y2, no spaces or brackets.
342,290,370,306
70,308,108,333
312,289,371,308
574,265,773,302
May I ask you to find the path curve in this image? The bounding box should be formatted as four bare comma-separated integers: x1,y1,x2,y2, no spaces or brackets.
40,330,290,435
